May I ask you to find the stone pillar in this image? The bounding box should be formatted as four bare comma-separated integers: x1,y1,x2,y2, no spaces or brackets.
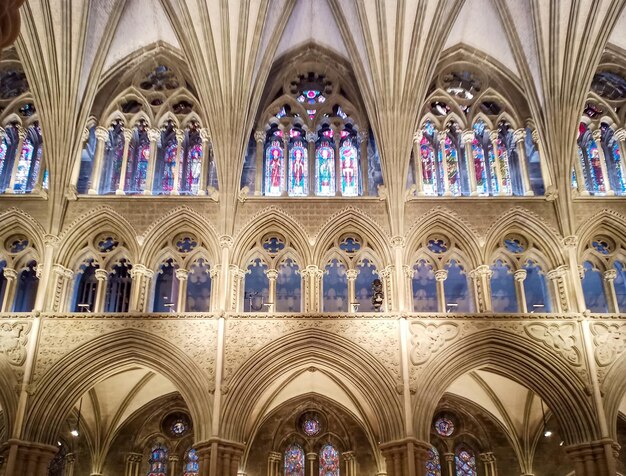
479,452,497,476
592,129,614,195
229,266,246,312
513,129,534,196
88,126,109,195
219,236,234,312
93,269,108,313
129,265,154,312
379,265,395,312
573,147,589,195
171,129,185,195
1,268,17,312
265,268,278,313
176,268,188,312
469,265,493,312
168,454,179,476
195,440,245,476
343,451,357,476
565,439,617,476
254,130,265,195
346,269,358,313
514,269,528,313
306,452,317,476
358,130,369,195
5,127,26,193
434,269,447,313
563,236,585,313
209,266,220,312
2,440,58,476
35,234,59,312
144,127,161,195
391,236,407,312
412,130,425,196
380,439,431,476
444,453,455,476
266,451,281,476
306,131,317,196
404,265,415,312
489,130,506,195
115,128,133,195
63,452,76,476
546,266,571,313
462,129,478,195
198,128,211,195
303,265,323,312
49,264,73,312
438,131,451,196
69,128,90,196
124,453,142,476
603,269,619,314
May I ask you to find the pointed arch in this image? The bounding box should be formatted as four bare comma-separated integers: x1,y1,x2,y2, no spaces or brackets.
0,351,19,441
576,209,626,259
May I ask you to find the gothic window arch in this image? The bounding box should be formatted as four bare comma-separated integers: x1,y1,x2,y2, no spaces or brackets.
183,448,199,476
0,233,39,312
284,443,305,476
490,258,518,312
104,258,132,313
318,443,340,476
454,444,477,476
72,258,99,312
426,446,442,476
146,444,168,476
153,258,179,312
99,121,125,194
0,258,7,309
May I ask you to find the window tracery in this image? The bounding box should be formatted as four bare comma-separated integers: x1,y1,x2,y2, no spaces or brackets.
284,443,305,476
318,443,340,476
0,233,39,312
146,444,168,476
581,234,626,313
455,445,477,476
183,448,199,476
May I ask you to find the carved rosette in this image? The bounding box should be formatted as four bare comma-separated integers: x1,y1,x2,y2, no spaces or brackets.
409,322,459,365
524,323,582,366
591,323,626,367
0,321,31,366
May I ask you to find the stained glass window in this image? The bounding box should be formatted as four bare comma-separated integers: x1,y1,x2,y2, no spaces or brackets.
77,126,96,194
355,259,377,312
265,139,284,196
284,444,305,476
434,417,455,436
302,415,321,436
104,260,132,312
157,136,178,195
276,258,301,312
444,260,473,312
13,261,38,312
412,259,437,312
614,261,626,313
340,137,359,196
581,261,608,313
455,446,477,476
101,125,125,194
319,444,340,476
181,129,203,194
496,129,513,195
0,136,8,187
444,133,460,196
73,260,98,312
125,125,150,194
523,261,552,312
289,139,307,196
183,448,199,476
426,447,442,476
323,259,348,312
490,260,518,312
601,125,626,195
147,445,168,476
421,122,438,196
316,140,335,196
244,258,269,312
186,259,211,312
577,123,606,194
13,131,42,194
471,124,488,196
153,259,179,312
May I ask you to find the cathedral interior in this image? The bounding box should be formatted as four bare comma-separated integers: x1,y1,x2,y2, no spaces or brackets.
0,1,626,475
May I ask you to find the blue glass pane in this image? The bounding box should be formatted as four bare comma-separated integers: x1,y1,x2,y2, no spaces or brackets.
276,259,301,312
101,127,125,194
186,259,211,312
455,446,477,476
323,259,348,312
184,448,199,475
319,444,339,476
244,259,269,312
615,262,626,313
491,260,518,312
444,260,473,312
355,259,378,312
153,260,179,312
147,445,168,476
523,262,552,312
412,260,437,312
426,447,441,476
367,132,384,196
582,261,608,312
284,444,305,476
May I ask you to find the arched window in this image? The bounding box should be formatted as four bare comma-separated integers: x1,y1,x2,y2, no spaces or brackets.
265,134,284,196
412,259,438,312
316,132,335,196
497,123,517,195
155,123,178,195
318,444,340,476
426,446,442,476
14,260,38,312
244,258,269,312
13,125,43,194
186,259,211,312
180,126,204,194
125,122,151,194
523,261,552,312
471,121,490,196
581,261,608,312
614,261,626,313
490,260,518,312
442,125,464,196
276,258,301,312
289,130,308,196
284,443,305,476
355,258,378,312
153,259,178,311
73,260,99,312
77,126,96,194
524,127,545,195
474,121,500,196
454,445,477,476
577,123,606,194
600,124,626,195
444,259,473,312
339,129,359,196
323,259,348,312
0,126,19,192
183,448,199,476
147,445,168,476
100,122,125,194
420,121,439,196
104,259,132,312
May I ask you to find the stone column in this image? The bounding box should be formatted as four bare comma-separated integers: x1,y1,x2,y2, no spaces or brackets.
573,147,589,195
514,268,528,313
333,127,342,196
63,453,76,476
438,131,451,196
265,269,278,313
343,451,357,476
68,128,90,196
546,266,570,313
563,236,585,313
434,269,448,313
444,453,455,476
565,439,617,476
253,130,265,195
469,265,493,312
93,269,108,313
124,453,142,476
129,265,154,312
306,131,317,196
346,269,359,313
267,451,281,476
513,129,534,196
49,264,73,312
2,440,58,476
143,127,161,195
5,127,26,193
303,265,323,312
1,268,17,312
198,128,211,195
168,454,179,476
176,268,188,312
412,130,425,196
462,129,478,195
306,452,317,476
171,129,185,195
115,127,133,195
489,130,506,195
603,269,619,314
404,265,415,312
479,452,496,476
380,439,431,476
379,265,395,312
358,130,369,195
88,126,109,195
229,266,247,312
34,234,59,312
592,129,614,195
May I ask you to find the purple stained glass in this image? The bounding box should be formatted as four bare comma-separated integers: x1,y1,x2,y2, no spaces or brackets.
13,139,34,193
426,447,441,476
340,139,358,196
444,135,460,196
284,444,305,476
455,447,477,476
182,143,202,194
496,137,512,195
608,137,626,194
265,140,283,196
434,417,455,436
316,141,335,196
183,448,199,476
427,238,448,254
289,140,307,196
421,129,437,196
472,137,487,195
147,445,168,476
161,141,177,194
302,415,320,436
126,141,150,193
319,444,339,476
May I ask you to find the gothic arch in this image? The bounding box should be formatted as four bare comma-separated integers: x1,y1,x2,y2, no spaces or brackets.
576,209,626,258
23,328,213,445
221,328,403,444
413,329,599,446
0,208,45,254
0,354,19,442
599,340,626,440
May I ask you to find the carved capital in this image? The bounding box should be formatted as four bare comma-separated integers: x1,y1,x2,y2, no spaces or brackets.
513,128,526,143
413,130,423,143
358,130,368,143
200,128,211,143
2,267,17,280
219,235,234,249
95,269,108,281
346,269,359,280
16,127,27,141
434,269,448,282
479,452,495,463
390,236,405,248
44,234,61,248
130,264,153,280
592,129,603,142
264,269,279,280
562,235,578,249
615,128,626,142
81,127,90,143
147,128,161,143
303,265,324,278
471,264,492,279
403,265,415,279
95,126,109,143
461,129,474,144
531,129,540,143
175,268,189,281
488,130,499,143
254,130,265,143
122,127,133,142
306,131,318,143
514,269,527,282
604,269,617,281
175,129,185,143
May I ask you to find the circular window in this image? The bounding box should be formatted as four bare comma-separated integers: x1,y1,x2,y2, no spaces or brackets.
427,236,449,254
5,235,29,254
162,412,192,438
591,236,614,255
95,234,119,253
433,416,455,437
174,234,198,253
298,411,322,437
503,234,527,254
